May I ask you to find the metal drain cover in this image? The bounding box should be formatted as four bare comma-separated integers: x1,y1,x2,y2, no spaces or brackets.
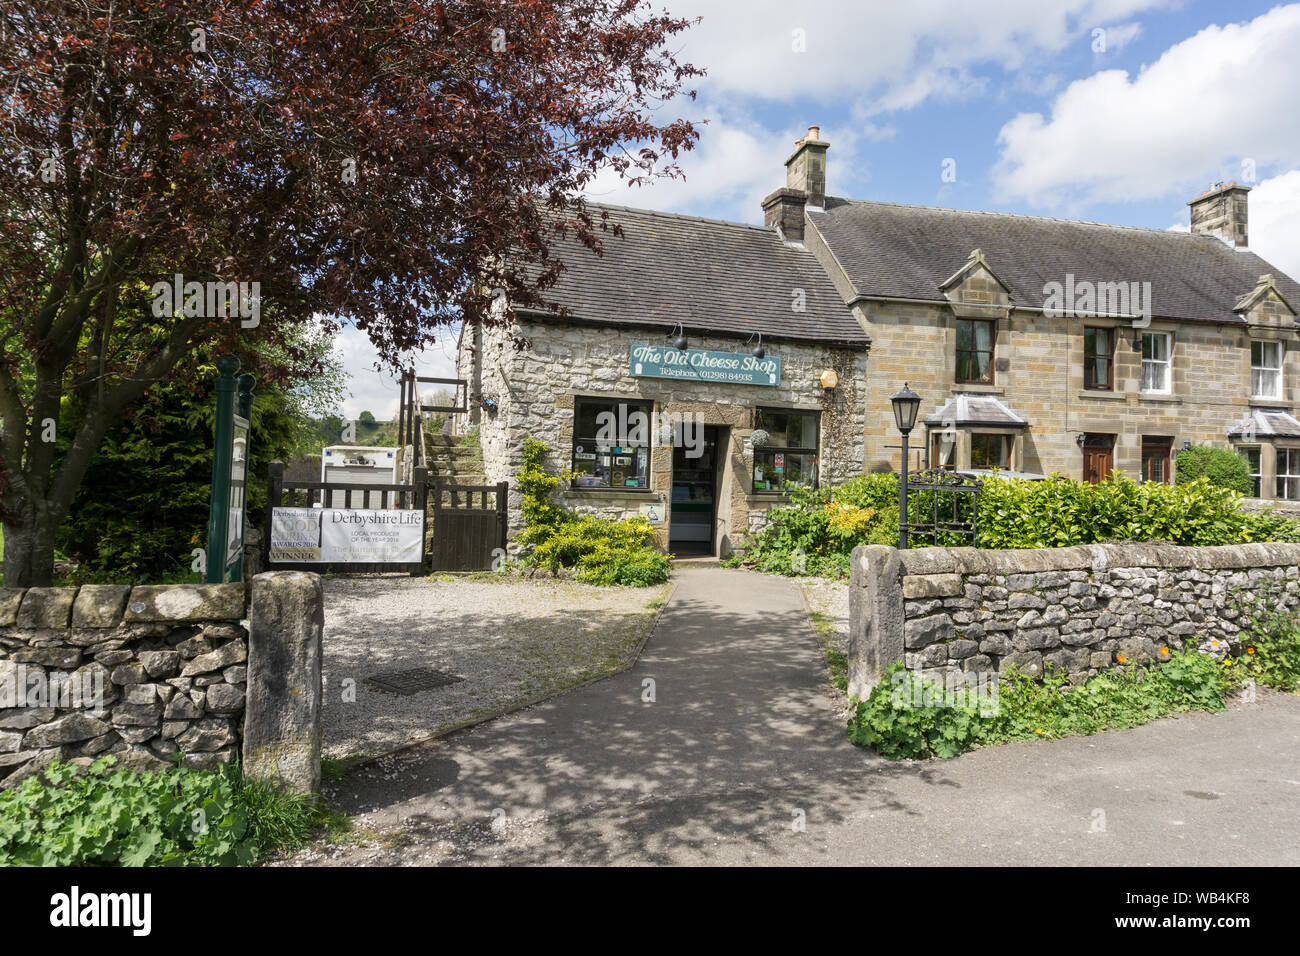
363,667,464,695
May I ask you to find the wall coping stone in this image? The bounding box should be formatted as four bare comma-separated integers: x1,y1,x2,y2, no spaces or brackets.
71,585,132,628
16,588,77,628
123,584,245,622
895,541,1300,577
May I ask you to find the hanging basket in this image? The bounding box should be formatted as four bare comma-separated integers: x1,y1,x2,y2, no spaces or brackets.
750,428,771,448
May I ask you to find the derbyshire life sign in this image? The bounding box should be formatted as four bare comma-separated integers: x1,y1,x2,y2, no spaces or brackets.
629,344,781,386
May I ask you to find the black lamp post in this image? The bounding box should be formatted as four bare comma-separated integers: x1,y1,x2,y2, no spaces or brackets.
891,383,922,550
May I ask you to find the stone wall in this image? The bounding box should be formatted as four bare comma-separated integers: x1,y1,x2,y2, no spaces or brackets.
847,541,1300,699
0,574,324,792
461,315,868,554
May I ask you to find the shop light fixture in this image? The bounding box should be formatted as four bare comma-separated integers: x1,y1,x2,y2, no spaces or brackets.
747,332,765,359
669,321,688,351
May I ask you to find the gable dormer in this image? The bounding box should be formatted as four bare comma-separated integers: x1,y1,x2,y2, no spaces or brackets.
939,248,1013,318
1234,274,1298,330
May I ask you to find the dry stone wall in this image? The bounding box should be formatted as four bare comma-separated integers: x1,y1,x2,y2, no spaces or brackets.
0,582,247,788
848,542,1300,699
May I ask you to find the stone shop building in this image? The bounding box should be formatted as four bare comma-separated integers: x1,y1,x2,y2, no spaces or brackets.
457,203,869,556
456,124,1300,555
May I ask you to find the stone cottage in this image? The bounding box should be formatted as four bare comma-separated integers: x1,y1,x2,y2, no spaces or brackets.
457,203,869,556
457,125,1300,555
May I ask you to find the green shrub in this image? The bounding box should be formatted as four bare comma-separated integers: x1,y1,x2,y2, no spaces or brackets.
742,472,1300,578
517,439,669,587
1174,445,1254,495
847,664,993,758
1236,591,1300,692
0,756,329,866
849,651,1240,760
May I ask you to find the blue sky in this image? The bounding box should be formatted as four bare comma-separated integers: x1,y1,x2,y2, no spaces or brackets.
340,0,1300,418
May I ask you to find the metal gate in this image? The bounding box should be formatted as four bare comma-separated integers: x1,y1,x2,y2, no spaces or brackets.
430,481,508,571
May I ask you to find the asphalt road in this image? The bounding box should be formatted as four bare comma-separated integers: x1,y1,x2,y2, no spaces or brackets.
291,568,1300,866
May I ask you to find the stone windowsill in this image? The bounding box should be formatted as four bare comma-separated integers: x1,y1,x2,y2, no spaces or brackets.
1077,389,1127,401
1248,398,1291,409
1137,392,1182,404
952,384,1003,395
564,487,656,497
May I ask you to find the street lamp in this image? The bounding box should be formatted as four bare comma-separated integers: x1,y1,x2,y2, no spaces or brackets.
891,383,922,550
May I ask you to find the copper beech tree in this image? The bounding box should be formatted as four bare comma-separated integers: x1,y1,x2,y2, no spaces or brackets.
0,0,701,585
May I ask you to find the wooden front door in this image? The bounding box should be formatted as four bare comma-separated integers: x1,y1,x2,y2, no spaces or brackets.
1082,437,1114,484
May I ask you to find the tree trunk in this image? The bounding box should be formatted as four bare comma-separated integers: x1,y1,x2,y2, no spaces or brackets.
1,504,59,588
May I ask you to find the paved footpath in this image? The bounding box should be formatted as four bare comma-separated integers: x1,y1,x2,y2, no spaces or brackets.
288,568,1300,866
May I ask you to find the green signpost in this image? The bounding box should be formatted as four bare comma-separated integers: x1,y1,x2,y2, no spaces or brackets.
206,356,255,583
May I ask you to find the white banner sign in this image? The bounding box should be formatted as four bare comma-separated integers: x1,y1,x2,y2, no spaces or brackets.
269,507,424,564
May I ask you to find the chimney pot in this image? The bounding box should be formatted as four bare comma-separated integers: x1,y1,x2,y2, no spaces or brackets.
807,125,820,141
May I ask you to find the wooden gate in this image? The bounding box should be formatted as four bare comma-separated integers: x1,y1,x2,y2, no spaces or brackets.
430,481,508,571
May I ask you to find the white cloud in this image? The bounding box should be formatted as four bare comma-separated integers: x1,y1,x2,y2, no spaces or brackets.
663,0,1172,109
584,106,872,222
993,4,1300,206
332,324,458,421
1251,170,1300,283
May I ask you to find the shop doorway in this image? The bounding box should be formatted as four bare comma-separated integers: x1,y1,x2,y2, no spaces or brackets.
669,425,720,556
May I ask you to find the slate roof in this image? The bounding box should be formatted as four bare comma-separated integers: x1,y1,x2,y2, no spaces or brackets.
1227,409,1300,439
923,394,1029,429
808,199,1300,325
515,203,869,348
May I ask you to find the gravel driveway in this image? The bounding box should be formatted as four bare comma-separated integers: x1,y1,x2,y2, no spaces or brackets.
321,574,671,760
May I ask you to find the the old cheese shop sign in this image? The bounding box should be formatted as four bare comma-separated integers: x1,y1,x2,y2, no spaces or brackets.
630,344,781,386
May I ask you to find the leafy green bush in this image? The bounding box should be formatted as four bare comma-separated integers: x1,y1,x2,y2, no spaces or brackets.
1174,445,1254,495
849,651,1240,760
0,756,328,866
847,664,993,758
1236,590,1300,692
741,472,1300,578
518,439,669,587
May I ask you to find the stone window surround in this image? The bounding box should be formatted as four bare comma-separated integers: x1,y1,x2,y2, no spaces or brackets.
1139,328,1174,396
1249,338,1285,401
927,425,1023,472
1229,439,1300,503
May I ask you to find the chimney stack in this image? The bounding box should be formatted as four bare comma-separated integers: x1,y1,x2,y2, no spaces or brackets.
762,125,828,243
1189,181,1250,248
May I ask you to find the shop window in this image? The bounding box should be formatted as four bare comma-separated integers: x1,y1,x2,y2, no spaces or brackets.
970,433,1012,469
571,397,652,489
1141,437,1171,484
1083,327,1114,390
956,319,995,384
1251,341,1283,400
1140,332,1171,394
1277,448,1300,500
1238,446,1262,497
753,407,819,492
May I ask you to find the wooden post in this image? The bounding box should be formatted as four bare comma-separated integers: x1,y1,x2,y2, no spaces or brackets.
264,460,284,570
414,466,429,574
496,481,509,554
